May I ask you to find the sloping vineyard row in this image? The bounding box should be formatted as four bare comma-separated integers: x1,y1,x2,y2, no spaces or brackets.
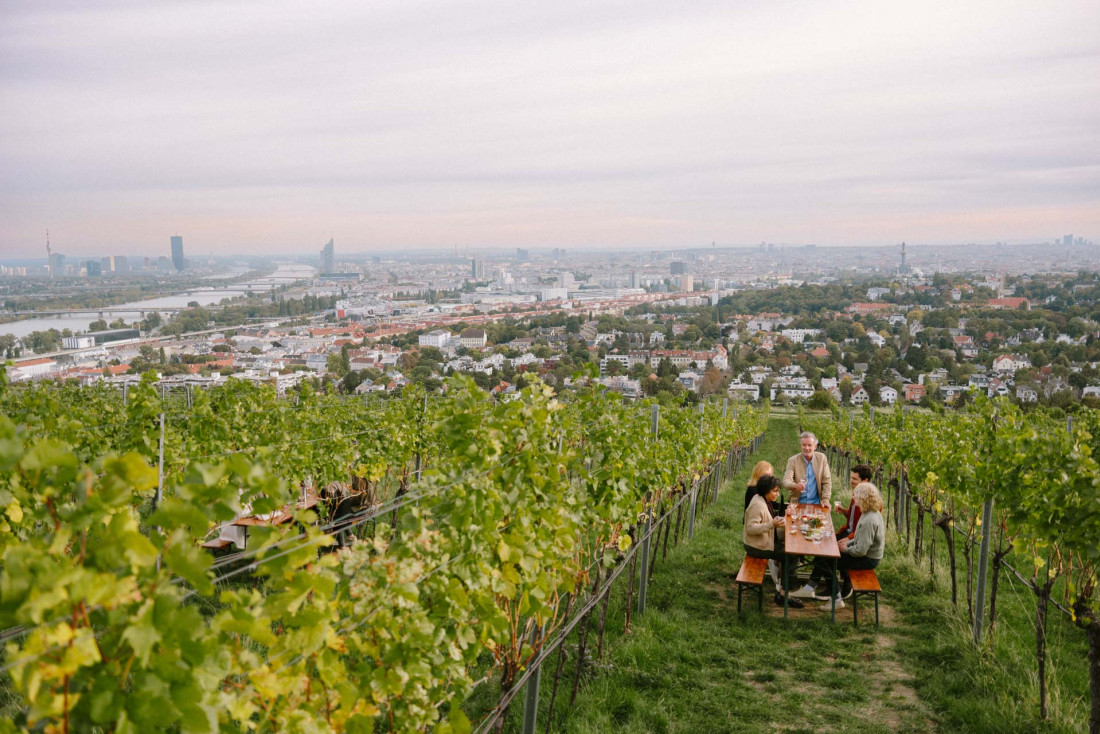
803,400,1100,732
0,372,765,733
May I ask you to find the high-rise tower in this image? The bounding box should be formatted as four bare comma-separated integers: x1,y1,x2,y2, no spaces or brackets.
320,238,335,273
171,235,185,271
46,230,54,281
899,241,908,275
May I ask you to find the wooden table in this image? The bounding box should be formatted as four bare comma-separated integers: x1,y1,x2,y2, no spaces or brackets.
231,495,320,546
782,503,841,622
233,496,319,527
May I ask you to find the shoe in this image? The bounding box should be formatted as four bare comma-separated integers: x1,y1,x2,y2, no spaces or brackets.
767,560,781,585
775,592,804,609
789,584,817,599
841,584,853,600
822,597,845,610
812,582,832,599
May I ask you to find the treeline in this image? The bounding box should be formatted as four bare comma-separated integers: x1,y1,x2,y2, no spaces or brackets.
0,267,274,318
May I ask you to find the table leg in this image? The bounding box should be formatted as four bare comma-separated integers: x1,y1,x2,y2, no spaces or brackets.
830,557,837,623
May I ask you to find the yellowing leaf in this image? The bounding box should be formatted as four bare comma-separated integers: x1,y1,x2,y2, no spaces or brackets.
5,500,22,523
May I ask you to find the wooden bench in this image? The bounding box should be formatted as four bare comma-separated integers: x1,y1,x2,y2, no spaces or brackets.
848,569,881,627
736,556,769,612
201,538,234,551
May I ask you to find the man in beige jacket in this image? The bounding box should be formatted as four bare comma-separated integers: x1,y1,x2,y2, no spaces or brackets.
781,431,832,507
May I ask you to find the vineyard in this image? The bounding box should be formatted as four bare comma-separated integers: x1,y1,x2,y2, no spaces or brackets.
0,371,765,733
803,401,1100,733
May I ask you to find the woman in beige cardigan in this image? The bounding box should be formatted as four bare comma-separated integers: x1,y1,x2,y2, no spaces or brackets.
743,476,802,608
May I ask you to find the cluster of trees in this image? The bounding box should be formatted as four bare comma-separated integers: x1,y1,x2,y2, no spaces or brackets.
714,283,859,315
0,267,274,317
154,294,339,337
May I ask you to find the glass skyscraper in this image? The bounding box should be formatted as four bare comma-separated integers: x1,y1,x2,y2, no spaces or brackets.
171,235,184,271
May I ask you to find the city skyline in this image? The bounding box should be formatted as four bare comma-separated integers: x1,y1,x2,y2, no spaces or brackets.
1,1,1098,257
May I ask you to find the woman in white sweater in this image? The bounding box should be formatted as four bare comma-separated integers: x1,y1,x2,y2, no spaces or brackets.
742,476,801,607
813,481,885,608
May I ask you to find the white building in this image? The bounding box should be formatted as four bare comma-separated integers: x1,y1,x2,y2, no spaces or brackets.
599,375,641,398
511,353,542,369
728,381,760,402
780,329,820,344
770,378,815,401
458,329,487,349
418,330,453,349
62,336,96,349
600,354,633,374
677,370,703,391
7,358,58,381
879,385,898,405
539,288,569,302
992,354,1031,374
748,367,772,384
1016,386,1039,403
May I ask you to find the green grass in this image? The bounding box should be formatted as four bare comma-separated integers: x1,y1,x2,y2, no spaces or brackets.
526,415,1091,734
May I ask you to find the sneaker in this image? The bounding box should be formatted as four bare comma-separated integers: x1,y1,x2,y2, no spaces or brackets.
841,584,854,600
768,560,781,585
812,582,832,599
775,592,804,609
789,584,818,599
822,596,845,610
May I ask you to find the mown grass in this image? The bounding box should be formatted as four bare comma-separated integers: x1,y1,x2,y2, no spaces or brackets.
528,415,1090,734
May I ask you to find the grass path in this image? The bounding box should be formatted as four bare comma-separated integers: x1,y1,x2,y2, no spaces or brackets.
551,415,1088,733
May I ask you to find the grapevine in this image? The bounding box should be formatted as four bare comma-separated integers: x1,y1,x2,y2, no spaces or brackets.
0,371,765,733
805,398,1100,731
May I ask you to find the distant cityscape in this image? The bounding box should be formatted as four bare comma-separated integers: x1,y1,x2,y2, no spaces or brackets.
1,231,1096,281
5,233,1100,413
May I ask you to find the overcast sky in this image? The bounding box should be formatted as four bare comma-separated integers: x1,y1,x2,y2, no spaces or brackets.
1,0,1098,258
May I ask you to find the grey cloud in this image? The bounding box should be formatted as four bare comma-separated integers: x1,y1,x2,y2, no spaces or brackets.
1,0,1098,253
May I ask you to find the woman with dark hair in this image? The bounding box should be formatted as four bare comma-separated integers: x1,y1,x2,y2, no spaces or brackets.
742,475,802,608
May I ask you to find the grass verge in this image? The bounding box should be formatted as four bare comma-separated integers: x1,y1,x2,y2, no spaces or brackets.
543,415,1088,734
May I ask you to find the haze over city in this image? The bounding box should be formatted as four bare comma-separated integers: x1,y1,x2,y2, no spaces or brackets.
1,0,1098,257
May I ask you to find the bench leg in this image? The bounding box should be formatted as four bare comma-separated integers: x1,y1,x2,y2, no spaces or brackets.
737,584,743,613
853,592,859,627
757,583,763,611
874,593,879,627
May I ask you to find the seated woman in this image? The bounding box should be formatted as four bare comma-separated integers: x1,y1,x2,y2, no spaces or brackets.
813,481,885,609
743,475,802,608
743,460,775,511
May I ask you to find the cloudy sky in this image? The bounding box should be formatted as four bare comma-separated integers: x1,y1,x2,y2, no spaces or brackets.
1,0,1098,257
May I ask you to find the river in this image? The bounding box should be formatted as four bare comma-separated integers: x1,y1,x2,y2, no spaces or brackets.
2,263,316,339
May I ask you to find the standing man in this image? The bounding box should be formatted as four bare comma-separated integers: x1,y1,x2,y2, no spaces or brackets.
781,431,832,508
785,431,835,601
